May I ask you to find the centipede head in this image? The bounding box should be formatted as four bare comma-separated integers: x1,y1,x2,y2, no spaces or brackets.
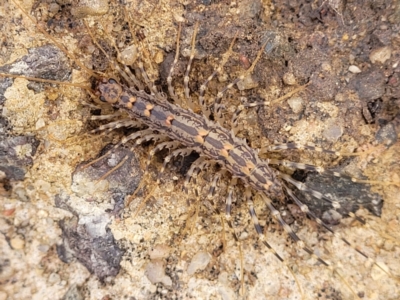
97,78,121,104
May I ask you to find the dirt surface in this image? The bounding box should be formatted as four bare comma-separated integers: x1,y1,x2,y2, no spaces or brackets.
1,0,400,299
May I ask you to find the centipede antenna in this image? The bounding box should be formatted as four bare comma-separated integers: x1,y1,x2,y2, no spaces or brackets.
99,21,144,91
0,72,92,89
183,21,199,111
83,20,142,90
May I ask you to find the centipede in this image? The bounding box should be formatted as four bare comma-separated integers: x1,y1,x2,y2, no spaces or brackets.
1,0,399,299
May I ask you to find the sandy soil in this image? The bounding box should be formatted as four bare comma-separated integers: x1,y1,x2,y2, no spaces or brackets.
1,0,400,299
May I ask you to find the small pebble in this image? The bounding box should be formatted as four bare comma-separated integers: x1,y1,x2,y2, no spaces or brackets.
48,272,61,284
48,3,60,14
369,46,392,64
119,44,138,66
334,93,345,102
145,260,172,286
71,0,109,18
35,118,45,130
154,50,164,64
375,123,397,147
14,187,29,202
348,65,361,73
321,62,331,71
62,284,83,300
283,72,297,85
322,209,342,224
10,237,25,250
237,74,258,90
323,123,343,142
187,251,211,275
287,97,304,113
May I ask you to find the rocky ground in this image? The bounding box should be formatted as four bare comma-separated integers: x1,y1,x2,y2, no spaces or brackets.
1,0,400,299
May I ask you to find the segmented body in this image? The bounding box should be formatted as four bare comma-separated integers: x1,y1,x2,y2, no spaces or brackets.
99,79,282,199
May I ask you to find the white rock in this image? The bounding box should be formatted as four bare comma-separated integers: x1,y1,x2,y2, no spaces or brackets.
10,237,24,250
187,251,211,275
348,65,361,73
287,97,304,114
145,259,172,286
119,44,138,66
370,46,392,64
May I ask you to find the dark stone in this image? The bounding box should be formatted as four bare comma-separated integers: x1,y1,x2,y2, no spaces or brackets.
57,211,124,281
0,135,40,181
292,168,383,225
348,68,386,101
0,45,71,81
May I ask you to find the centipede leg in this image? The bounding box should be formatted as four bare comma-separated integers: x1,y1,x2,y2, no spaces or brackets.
81,129,153,170
199,32,238,119
167,23,182,105
281,182,398,280
131,147,195,216
183,157,215,192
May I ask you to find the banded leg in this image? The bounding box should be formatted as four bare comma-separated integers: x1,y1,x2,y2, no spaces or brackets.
232,84,309,127
89,119,142,134
81,129,153,170
145,141,181,171
207,170,227,198
265,145,399,186
167,23,182,105
93,132,164,183
124,141,180,209
183,157,215,192
257,192,359,296
224,178,237,221
138,60,163,99
69,119,141,148
131,147,195,216
84,20,143,91
0,72,94,96
262,142,343,156
183,22,199,111
199,32,238,118
99,19,145,91
269,158,395,187
279,172,341,210
135,134,169,146
243,188,304,297
220,179,246,295
214,38,268,124
160,148,195,182
278,171,367,225
282,183,398,279
268,158,355,181
89,112,122,121
260,192,330,266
